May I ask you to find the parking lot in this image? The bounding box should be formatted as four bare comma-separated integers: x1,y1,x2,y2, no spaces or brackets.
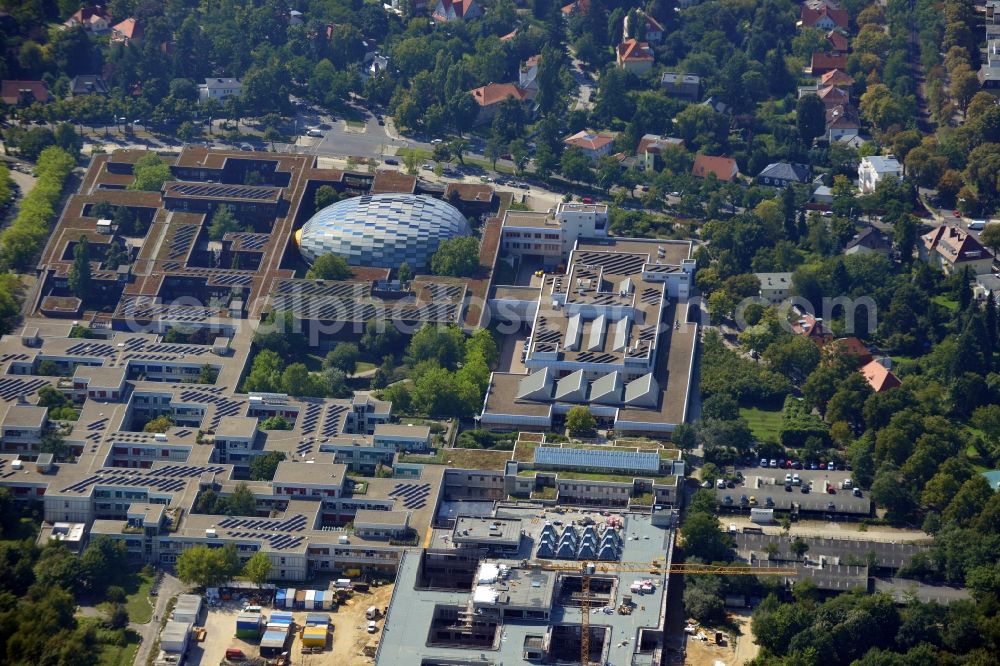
714,465,871,516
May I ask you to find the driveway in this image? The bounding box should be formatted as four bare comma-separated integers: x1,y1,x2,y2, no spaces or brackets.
132,572,188,666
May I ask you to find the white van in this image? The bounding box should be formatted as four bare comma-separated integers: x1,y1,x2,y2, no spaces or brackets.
306,128,323,138
969,220,987,230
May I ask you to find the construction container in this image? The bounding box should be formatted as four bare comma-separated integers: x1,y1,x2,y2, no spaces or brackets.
284,588,297,609
305,589,316,609
161,621,191,654
295,589,306,609
259,627,290,658
334,578,352,589
235,613,263,639
302,625,327,648
344,569,361,578
269,611,294,626
305,613,330,627
173,594,202,625
275,589,286,608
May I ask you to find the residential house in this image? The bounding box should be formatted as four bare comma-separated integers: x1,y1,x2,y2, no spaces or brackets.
756,272,793,304
804,0,843,10
800,5,849,30
0,81,49,106
845,227,893,257
660,73,700,101
111,18,142,43
63,5,110,33
564,130,616,160
469,83,531,125
825,104,860,142
813,183,833,204
617,39,654,74
858,155,902,193
756,162,810,188
362,52,389,80
198,78,242,104
701,97,729,114
979,40,1000,88
289,9,304,26
691,155,739,182
561,0,590,16
861,359,901,392
70,75,109,97
973,273,1000,301
500,28,518,42
826,30,849,55
920,225,995,275
832,337,873,365
431,0,482,22
623,10,665,44
389,0,428,13
636,134,683,171
820,69,855,87
791,314,832,343
809,53,848,76
817,85,850,108
520,55,540,94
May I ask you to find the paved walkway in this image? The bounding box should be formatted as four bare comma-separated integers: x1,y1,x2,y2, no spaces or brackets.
132,572,188,666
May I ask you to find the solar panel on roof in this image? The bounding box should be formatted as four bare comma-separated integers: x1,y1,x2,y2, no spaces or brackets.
533,446,660,473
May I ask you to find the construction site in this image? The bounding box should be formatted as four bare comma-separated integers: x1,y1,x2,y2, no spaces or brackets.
374,507,675,666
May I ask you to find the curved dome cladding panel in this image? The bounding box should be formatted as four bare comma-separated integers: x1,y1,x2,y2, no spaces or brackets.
297,194,472,269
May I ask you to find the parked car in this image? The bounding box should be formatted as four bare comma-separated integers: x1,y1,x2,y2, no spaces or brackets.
801,484,810,494
431,138,443,144
723,495,733,505
716,478,725,489
726,480,735,488
239,143,253,151
853,488,863,497
367,621,379,633
792,474,801,485
769,459,778,468
748,496,758,506
759,458,768,467
421,163,432,170
306,128,323,137
384,158,399,165
784,484,792,492
765,497,774,507
827,461,835,471
739,494,749,506
827,502,836,511
785,473,792,485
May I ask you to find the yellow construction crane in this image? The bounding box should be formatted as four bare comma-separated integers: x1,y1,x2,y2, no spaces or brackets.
523,559,796,666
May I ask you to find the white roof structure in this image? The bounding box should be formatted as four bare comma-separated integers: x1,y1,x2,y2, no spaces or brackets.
589,371,623,404
533,445,661,473
624,373,659,407
517,368,553,400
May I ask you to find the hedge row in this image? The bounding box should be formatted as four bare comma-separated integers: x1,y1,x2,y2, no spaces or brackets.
0,147,76,270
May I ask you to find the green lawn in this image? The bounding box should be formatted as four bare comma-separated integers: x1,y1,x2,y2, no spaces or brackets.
96,630,141,666
932,295,958,311
740,406,784,442
355,361,376,374
345,119,366,129
76,618,141,666
99,571,154,624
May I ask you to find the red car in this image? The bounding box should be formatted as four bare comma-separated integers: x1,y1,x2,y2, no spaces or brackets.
953,210,961,217
582,197,594,204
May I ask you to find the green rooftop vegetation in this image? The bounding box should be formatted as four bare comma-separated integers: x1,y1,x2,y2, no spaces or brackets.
399,447,511,470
